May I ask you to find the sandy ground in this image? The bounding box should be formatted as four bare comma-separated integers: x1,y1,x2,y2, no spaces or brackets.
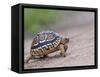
24,23,94,69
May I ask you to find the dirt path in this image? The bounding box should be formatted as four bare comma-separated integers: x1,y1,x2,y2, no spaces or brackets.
24,23,94,69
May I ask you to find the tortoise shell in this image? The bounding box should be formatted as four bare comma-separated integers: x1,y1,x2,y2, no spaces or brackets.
31,31,62,55
25,31,69,63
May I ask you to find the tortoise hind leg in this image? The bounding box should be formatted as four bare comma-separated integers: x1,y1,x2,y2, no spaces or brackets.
59,44,66,57
25,55,33,63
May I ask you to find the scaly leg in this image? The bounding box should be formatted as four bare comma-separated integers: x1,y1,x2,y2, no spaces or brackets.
43,54,48,58
59,44,66,57
25,55,32,63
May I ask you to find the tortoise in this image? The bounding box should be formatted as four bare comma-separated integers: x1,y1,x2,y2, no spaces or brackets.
25,31,69,63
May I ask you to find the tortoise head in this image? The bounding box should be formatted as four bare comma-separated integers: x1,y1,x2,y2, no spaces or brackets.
64,38,69,43
60,37,69,45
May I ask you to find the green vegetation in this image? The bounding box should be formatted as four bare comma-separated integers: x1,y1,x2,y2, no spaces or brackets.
24,8,58,32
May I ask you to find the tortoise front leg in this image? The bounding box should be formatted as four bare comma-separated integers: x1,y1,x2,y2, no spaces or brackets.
59,44,66,57
43,54,48,58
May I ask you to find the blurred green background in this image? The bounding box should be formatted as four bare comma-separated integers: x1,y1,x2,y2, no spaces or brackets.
24,8,59,33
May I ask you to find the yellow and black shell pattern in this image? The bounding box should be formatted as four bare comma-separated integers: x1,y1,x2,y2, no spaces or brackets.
31,31,62,56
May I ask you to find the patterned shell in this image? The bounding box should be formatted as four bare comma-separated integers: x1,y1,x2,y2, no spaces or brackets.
31,31,62,50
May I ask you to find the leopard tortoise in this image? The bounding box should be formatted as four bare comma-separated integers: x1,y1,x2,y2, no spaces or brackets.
25,31,69,63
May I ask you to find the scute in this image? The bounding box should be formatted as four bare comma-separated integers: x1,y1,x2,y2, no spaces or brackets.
31,31,62,50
